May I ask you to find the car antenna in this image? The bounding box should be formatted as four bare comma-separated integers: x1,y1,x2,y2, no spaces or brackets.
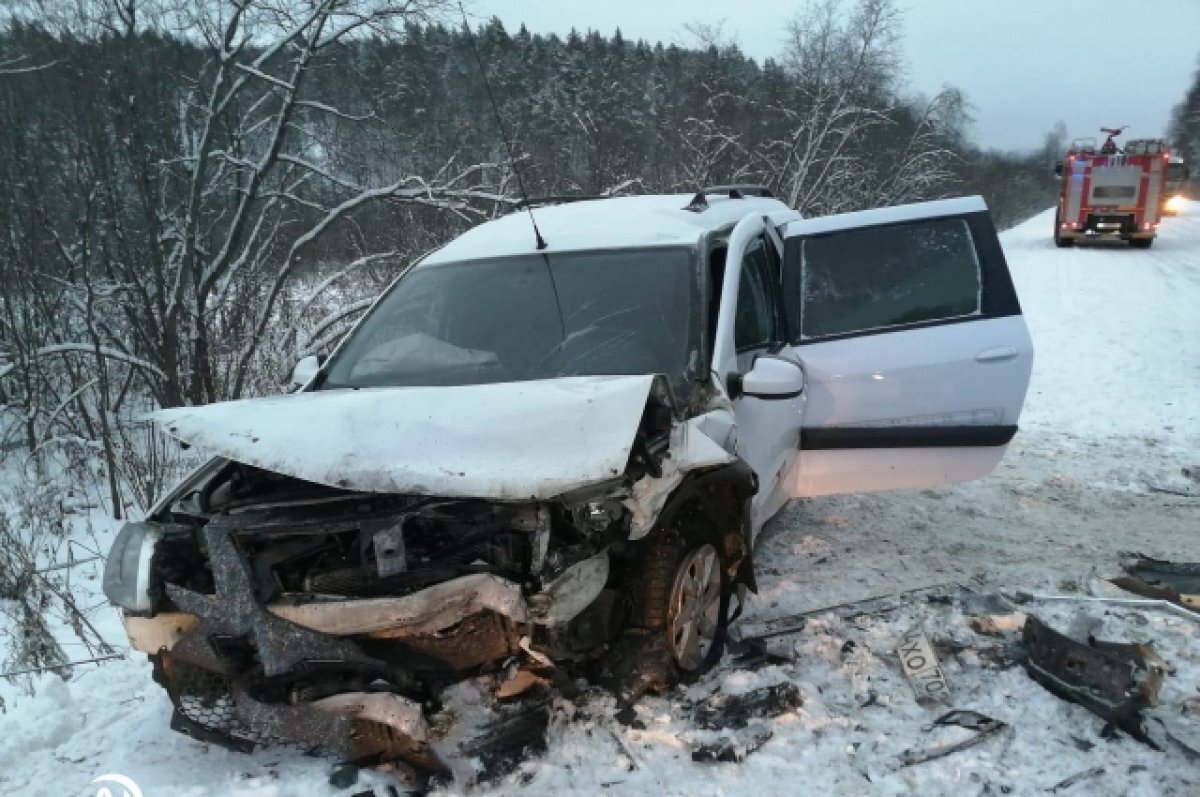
459,4,547,250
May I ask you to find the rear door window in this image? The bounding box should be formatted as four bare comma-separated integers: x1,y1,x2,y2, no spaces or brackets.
790,217,982,340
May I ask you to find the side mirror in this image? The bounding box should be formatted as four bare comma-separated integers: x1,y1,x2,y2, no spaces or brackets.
732,356,805,400
1053,162,1063,177
288,354,323,391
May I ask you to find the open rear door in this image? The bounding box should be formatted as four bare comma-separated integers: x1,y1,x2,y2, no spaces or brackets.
781,196,1033,498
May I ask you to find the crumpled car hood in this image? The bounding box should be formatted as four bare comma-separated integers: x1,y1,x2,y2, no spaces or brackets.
154,375,658,499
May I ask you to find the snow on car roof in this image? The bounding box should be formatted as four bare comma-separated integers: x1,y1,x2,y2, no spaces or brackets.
421,193,797,265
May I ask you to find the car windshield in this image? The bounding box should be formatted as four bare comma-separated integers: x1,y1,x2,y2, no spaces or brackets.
319,247,700,396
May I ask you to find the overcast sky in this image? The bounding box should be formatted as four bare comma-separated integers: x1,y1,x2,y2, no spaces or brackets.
476,0,1200,152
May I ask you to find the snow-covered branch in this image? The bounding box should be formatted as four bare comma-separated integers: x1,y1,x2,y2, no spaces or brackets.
32,345,166,381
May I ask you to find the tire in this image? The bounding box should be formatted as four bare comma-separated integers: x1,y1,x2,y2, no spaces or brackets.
1130,238,1153,249
628,536,730,676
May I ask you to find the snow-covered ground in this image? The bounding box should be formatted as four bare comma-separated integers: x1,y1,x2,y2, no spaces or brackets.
3,204,1199,796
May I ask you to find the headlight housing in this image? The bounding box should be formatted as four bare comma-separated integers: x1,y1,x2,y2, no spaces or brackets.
1166,194,1186,214
102,522,166,613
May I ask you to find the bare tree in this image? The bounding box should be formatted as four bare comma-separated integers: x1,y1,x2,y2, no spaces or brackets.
760,0,940,213
0,0,523,515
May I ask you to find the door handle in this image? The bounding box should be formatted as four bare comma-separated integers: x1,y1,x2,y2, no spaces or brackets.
975,347,1019,363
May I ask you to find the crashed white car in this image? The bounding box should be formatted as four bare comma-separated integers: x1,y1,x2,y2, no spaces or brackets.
103,187,1032,770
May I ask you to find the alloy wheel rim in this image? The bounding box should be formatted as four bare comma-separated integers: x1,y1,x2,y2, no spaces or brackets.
667,543,722,671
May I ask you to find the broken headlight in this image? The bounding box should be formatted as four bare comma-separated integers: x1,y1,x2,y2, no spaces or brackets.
103,521,167,613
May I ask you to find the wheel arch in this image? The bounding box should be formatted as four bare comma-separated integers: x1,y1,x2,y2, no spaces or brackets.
639,459,759,593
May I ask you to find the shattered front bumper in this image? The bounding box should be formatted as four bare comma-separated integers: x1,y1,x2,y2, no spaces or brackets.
153,652,438,768
125,513,609,769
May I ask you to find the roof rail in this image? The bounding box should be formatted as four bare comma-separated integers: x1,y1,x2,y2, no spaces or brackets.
513,195,610,209
684,184,775,212
704,184,775,199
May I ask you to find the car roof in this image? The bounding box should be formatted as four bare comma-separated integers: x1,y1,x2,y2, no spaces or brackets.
421,193,799,266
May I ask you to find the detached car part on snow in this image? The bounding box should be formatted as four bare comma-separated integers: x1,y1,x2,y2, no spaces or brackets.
103,190,1032,770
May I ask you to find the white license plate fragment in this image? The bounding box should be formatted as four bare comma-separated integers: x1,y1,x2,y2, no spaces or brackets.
897,628,951,703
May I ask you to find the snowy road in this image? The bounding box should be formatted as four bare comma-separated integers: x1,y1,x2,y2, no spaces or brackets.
2,204,1199,797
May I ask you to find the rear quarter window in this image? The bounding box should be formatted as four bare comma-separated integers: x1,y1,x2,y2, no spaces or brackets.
795,217,982,339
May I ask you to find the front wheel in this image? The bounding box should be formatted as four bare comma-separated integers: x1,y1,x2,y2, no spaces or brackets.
1130,237,1154,249
667,543,726,671
630,537,729,676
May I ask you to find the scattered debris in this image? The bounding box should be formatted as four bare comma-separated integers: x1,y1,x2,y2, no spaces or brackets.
931,638,1020,670
430,690,551,787
496,669,549,701
691,727,774,763
1007,591,1200,623
733,583,964,642
329,764,360,790
1067,735,1095,752
602,720,642,771
686,683,801,765
1022,615,1166,748
1049,766,1105,792
970,611,1028,636
693,682,803,730
1110,556,1200,613
1145,483,1198,498
597,631,676,703
897,628,951,704
727,635,796,669
612,704,645,729
896,710,1007,767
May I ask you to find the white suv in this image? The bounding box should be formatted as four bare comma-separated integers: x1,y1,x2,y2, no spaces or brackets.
103,188,1032,768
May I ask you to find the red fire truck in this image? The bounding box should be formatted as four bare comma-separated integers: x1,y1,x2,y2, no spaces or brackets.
1053,128,1170,249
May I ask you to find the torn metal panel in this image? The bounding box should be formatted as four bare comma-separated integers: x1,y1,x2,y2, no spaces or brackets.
374,611,520,671
311,692,429,742
268,573,529,637
624,412,736,539
1022,615,1166,748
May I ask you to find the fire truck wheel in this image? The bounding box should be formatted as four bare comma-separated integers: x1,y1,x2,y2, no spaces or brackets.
1130,238,1153,249
1053,211,1074,248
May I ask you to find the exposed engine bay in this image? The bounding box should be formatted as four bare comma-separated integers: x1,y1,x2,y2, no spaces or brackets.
104,377,755,778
